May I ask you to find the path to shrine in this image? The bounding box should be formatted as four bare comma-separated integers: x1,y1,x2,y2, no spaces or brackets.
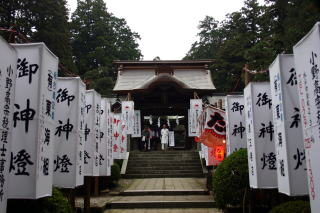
76,178,221,212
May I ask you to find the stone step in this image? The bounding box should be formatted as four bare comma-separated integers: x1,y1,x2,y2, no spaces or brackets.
120,190,209,196
129,155,199,158
124,174,205,178
106,195,216,209
128,160,200,164
130,151,197,154
126,166,202,170
129,158,199,161
127,162,201,167
103,208,222,213
126,170,202,175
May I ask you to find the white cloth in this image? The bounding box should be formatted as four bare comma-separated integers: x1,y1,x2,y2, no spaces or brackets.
161,128,169,144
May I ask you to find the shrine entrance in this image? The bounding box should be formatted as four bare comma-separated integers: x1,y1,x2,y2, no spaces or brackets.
112,60,216,150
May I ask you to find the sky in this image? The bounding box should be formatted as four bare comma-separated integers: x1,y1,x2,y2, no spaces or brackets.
67,0,263,60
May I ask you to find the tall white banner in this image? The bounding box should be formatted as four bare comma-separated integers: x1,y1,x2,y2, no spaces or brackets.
169,131,175,147
190,99,202,136
132,110,141,138
119,126,127,159
112,113,121,159
269,54,308,196
225,95,246,156
100,99,110,176
53,77,85,188
0,37,17,212
244,82,276,189
10,43,58,198
121,101,134,134
84,90,100,176
188,109,197,137
293,22,320,212
106,102,112,175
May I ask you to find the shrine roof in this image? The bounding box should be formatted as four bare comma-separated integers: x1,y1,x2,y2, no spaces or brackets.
113,60,216,93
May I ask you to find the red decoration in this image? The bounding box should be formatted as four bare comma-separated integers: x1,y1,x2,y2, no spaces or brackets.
215,146,225,162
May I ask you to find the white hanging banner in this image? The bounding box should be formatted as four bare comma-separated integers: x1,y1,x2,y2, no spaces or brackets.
121,101,134,134
169,131,175,147
244,82,277,189
225,95,246,156
119,125,127,159
99,98,109,176
132,110,141,138
188,109,197,137
84,90,100,176
9,43,58,199
190,99,202,136
105,103,112,176
269,54,308,196
0,37,17,211
53,77,85,188
112,113,121,159
107,111,113,174
293,22,320,212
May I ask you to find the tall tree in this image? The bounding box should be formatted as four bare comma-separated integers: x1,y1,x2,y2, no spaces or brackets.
0,0,76,72
185,0,320,93
71,0,142,95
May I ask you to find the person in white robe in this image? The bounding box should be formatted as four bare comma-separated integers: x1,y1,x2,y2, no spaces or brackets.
161,124,169,150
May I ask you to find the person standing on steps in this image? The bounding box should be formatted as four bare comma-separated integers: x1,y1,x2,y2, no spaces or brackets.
161,124,169,150
141,126,150,151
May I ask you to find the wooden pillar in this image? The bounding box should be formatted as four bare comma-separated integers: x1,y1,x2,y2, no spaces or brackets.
84,176,91,213
93,177,99,196
69,189,75,211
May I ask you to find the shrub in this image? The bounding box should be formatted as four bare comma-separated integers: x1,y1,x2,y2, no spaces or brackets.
212,148,249,209
7,187,72,213
39,187,72,213
268,201,310,213
104,163,121,188
114,159,123,168
111,163,121,182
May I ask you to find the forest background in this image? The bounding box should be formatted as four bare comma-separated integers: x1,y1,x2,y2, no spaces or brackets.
1,0,319,95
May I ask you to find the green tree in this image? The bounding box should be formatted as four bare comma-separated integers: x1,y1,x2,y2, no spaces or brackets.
71,0,142,95
0,0,76,72
185,0,320,93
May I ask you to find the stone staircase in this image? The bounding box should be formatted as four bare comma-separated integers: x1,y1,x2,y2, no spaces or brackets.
124,150,204,178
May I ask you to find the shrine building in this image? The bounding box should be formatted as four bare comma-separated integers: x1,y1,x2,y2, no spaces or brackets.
112,60,218,150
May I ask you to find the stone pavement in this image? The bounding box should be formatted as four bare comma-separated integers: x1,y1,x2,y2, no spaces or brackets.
123,177,206,191
75,178,219,212
105,208,222,213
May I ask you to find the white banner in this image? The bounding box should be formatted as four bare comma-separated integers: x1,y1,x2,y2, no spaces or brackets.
53,77,85,188
119,126,127,159
99,98,110,176
106,103,112,176
0,37,16,211
169,131,175,147
132,110,141,138
244,82,277,189
84,90,100,176
121,101,134,134
269,54,308,196
225,95,246,156
188,109,197,137
293,22,320,211
190,99,202,136
112,113,121,159
10,43,58,198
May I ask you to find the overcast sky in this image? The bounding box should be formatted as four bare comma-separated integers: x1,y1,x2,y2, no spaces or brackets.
67,0,264,60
